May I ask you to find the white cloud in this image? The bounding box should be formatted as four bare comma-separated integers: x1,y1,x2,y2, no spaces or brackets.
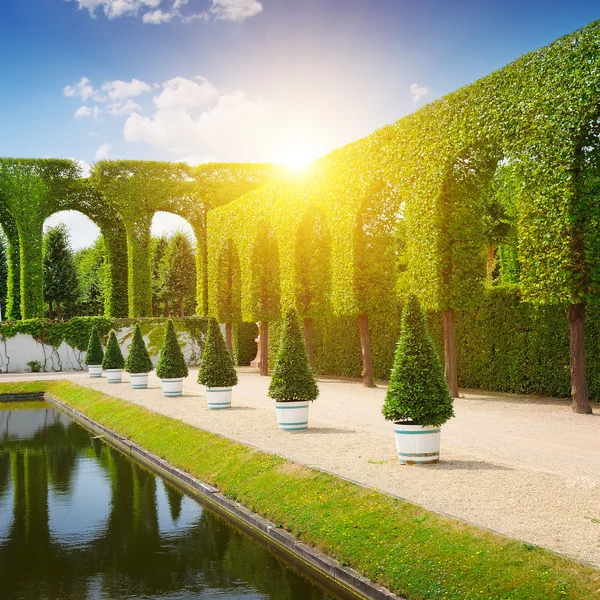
74,106,92,118
101,78,151,101
210,0,262,21
142,8,174,23
95,142,112,160
70,0,160,20
124,78,274,161
69,0,262,23
154,76,218,111
105,99,142,115
74,105,102,119
64,77,102,102
410,82,428,103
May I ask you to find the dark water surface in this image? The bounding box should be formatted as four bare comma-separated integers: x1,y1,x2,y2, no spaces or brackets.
0,403,337,600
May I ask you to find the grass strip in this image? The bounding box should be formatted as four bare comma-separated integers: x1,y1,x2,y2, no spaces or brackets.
1,379,598,600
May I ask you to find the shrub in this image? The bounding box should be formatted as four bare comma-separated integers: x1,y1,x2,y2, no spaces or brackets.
198,318,238,388
124,323,153,374
84,325,104,366
382,295,454,426
102,330,125,370
27,360,41,373
156,319,189,379
268,309,319,402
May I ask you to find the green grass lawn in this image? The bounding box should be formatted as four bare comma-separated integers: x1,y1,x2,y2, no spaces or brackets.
1,379,598,600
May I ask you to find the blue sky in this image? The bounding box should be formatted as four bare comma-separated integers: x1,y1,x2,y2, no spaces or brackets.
1,0,599,246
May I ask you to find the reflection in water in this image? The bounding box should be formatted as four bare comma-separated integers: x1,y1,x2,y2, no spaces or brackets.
0,403,335,600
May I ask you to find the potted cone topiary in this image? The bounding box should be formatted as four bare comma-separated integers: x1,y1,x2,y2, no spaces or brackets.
198,317,238,409
382,295,454,465
84,325,104,378
156,319,189,397
125,323,154,389
268,308,319,431
102,330,125,383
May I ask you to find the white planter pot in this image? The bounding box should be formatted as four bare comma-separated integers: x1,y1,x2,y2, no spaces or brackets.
106,369,123,384
130,373,149,389
393,422,441,464
275,400,310,431
88,365,102,378
162,378,183,397
206,387,232,409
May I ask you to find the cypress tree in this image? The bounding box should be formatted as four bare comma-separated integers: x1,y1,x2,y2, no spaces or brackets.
268,309,319,402
125,323,153,374
102,330,125,370
84,325,104,366
382,295,454,426
198,317,238,388
156,319,189,379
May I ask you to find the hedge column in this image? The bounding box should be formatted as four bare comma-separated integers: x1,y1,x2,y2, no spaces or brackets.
125,218,153,318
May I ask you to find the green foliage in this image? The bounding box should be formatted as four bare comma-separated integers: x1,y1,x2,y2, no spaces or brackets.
156,319,189,379
0,231,7,319
233,322,258,366
75,236,106,316
268,309,318,402
85,325,104,366
26,360,41,373
102,329,125,369
160,230,196,316
150,235,169,315
124,323,154,374
43,222,79,318
382,296,454,426
198,317,238,387
10,379,600,600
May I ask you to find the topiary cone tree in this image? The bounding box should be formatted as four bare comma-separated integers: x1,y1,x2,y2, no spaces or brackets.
102,330,125,370
268,309,319,402
382,295,454,426
198,317,238,388
125,323,153,374
156,319,189,379
84,325,104,366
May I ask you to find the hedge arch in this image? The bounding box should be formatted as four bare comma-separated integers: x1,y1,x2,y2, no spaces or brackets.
207,20,600,407
50,180,129,318
0,159,80,319
90,161,278,318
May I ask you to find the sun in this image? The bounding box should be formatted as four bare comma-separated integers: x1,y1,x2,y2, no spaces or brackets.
277,143,321,170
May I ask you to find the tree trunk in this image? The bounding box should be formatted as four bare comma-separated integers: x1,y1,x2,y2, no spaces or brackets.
486,244,495,281
568,303,592,414
56,299,62,321
179,295,184,317
303,318,314,367
225,322,233,353
259,321,269,376
48,301,53,321
164,300,169,317
443,309,458,398
358,313,376,388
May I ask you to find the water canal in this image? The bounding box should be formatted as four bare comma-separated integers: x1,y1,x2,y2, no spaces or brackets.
0,402,338,600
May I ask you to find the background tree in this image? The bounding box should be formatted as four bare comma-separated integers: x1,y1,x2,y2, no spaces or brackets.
75,236,106,316
150,234,168,316
43,223,79,320
0,231,7,320
160,231,196,317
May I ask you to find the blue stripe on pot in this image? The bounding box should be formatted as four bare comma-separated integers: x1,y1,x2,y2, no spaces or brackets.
397,452,439,457
393,429,440,435
164,393,182,397
279,421,308,426
276,405,309,409
208,389,231,393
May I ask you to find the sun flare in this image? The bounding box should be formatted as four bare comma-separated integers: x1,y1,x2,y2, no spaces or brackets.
277,143,321,169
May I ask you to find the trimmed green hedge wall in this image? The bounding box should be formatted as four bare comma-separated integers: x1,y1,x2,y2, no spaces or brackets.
233,321,258,366
268,286,600,400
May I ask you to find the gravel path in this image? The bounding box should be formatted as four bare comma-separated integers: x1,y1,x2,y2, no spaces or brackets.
6,369,600,566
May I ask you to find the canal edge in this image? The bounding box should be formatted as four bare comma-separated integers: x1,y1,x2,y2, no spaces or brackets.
41,392,405,600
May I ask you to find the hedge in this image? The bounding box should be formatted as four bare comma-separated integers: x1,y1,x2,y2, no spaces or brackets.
269,286,600,400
